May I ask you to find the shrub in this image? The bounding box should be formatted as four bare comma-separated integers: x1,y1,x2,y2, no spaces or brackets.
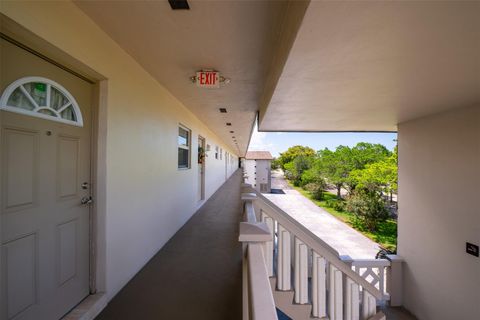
332,200,346,212
324,198,346,211
304,182,325,200
346,190,389,231
325,199,335,208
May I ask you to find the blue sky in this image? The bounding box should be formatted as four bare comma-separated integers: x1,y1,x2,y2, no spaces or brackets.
248,125,397,157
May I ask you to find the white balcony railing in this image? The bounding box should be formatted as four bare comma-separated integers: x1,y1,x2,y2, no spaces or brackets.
239,188,278,320
239,178,403,320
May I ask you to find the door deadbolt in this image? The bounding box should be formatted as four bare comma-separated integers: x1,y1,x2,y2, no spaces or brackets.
81,196,93,205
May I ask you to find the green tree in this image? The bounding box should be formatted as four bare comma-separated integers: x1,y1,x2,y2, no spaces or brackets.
278,145,315,170
315,147,352,198
314,143,391,196
271,157,281,170
349,147,397,200
350,142,391,169
284,155,313,186
346,190,389,231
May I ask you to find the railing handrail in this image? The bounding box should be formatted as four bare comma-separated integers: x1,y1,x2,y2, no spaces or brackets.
254,191,385,300
343,258,391,268
240,195,278,320
244,201,257,223
247,243,278,320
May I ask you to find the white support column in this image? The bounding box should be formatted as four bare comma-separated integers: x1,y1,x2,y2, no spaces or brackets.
345,278,360,320
277,224,291,291
329,264,343,320
362,290,377,320
312,252,327,318
386,255,404,306
261,211,274,277
294,237,308,304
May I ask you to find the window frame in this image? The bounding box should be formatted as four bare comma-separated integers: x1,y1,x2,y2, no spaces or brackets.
178,124,191,170
0,76,84,127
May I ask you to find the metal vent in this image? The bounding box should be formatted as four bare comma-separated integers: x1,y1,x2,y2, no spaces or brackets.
169,0,190,10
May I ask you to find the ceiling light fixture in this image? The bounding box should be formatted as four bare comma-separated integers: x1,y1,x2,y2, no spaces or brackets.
169,0,190,10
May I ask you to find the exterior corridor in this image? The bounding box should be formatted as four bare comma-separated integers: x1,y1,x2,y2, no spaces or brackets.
96,170,243,319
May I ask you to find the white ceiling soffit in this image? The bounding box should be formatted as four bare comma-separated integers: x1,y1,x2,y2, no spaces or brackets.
75,0,289,156
259,1,480,132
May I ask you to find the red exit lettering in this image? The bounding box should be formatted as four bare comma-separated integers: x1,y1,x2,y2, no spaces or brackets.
196,71,220,88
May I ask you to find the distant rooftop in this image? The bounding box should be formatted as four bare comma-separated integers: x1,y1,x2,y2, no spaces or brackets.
245,151,273,160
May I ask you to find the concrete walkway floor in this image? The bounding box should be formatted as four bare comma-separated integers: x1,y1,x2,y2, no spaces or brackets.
267,170,380,259
95,170,243,320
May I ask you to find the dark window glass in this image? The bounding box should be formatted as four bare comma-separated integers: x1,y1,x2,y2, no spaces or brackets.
178,148,189,168
178,126,190,169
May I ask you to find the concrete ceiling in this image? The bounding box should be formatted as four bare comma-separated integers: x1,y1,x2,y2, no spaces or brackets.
76,0,479,148
75,0,288,155
259,1,480,132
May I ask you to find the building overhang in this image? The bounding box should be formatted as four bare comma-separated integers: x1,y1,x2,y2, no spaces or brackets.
258,1,480,132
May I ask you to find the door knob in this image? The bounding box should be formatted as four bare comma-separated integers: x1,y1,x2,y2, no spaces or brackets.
81,196,93,205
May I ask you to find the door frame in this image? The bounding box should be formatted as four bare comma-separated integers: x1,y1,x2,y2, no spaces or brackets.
198,135,206,201
0,17,108,301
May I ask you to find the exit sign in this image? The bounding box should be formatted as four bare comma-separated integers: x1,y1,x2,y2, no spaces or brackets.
196,71,220,88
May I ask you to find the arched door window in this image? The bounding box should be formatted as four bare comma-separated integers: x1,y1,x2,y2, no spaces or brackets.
0,76,83,127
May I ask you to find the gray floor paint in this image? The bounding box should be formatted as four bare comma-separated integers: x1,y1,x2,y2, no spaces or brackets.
96,170,243,320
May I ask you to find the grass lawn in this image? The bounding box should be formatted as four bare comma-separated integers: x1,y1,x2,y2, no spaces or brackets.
289,182,397,251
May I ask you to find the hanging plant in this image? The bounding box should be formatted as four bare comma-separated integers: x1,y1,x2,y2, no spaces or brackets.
198,146,206,164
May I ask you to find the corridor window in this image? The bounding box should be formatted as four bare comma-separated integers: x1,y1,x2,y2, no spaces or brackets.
178,125,191,169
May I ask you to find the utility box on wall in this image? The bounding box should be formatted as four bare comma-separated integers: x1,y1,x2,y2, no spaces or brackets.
244,151,273,193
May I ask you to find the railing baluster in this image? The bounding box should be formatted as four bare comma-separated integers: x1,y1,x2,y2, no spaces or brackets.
250,192,401,320
378,266,385,296
312,252,327,318
277,224,291,291
346,277,360,320
362,290,377,320
329,264,343,320
261,211,274,277
294,237,308,304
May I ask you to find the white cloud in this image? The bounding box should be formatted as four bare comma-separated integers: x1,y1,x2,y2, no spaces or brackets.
248,123,274,152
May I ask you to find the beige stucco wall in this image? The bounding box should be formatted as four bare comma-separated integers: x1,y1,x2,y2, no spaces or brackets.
398,105,480,319
1,1,239,300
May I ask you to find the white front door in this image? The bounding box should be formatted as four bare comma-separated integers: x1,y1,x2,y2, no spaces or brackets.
0,39,92,320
